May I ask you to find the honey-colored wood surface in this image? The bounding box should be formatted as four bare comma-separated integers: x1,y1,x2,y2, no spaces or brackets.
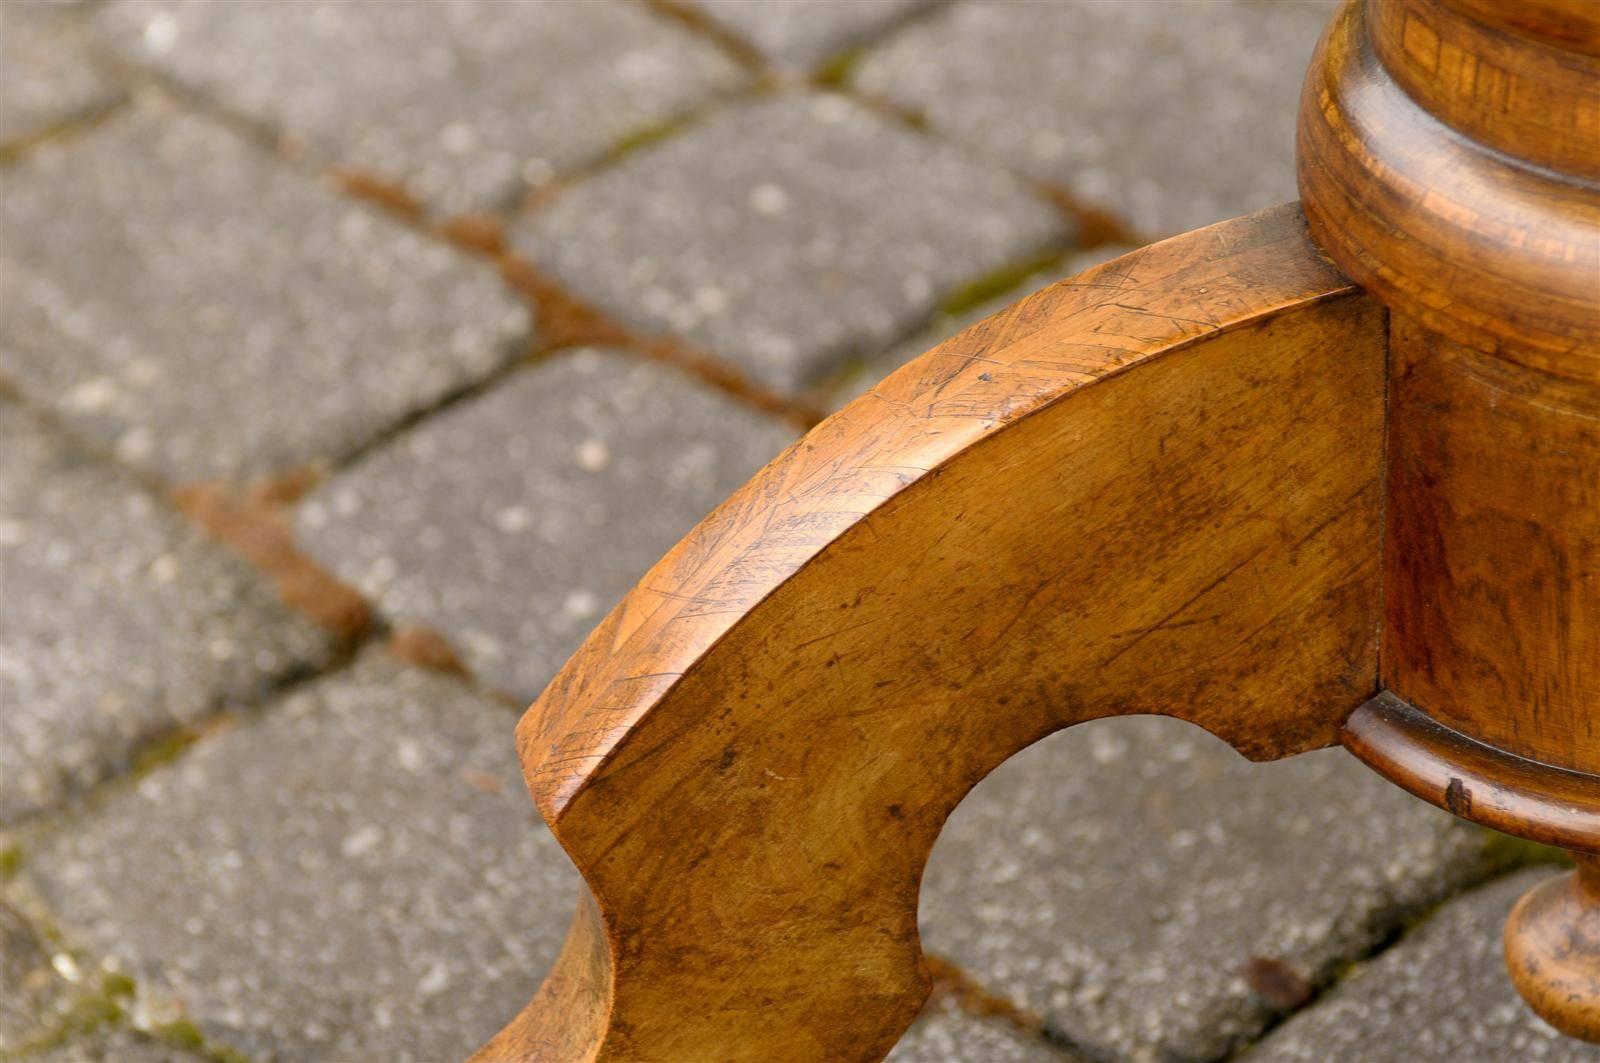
1368,0,1600,177
1446,0,1600,56
1297,0,1600,380
475,205,1387,1061
1504,852,1600,1042
1380,316,1599,776
1343,693,1600,854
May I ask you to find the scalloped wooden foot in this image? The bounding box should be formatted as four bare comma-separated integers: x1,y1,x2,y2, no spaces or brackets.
472,204,1389,1062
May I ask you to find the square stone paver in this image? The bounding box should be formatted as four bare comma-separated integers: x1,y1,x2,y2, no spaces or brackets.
855,0,1335,237
691,0,942,70
0,98,529,484
296,349,796,701
18,650,582,1062
918,715,1510,1062
511,91,1069,393
0,10,123,149
92,0,748,215
0,403,329,824
1247,868,1599,1062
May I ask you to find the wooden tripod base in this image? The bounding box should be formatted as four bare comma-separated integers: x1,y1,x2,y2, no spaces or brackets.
472,205,1597,1060
473,1,1597,1054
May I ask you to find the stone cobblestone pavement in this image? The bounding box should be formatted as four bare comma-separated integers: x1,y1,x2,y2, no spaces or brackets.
2,2,1592,1062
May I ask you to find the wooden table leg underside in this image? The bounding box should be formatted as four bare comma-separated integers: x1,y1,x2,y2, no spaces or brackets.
473,205,1393,1062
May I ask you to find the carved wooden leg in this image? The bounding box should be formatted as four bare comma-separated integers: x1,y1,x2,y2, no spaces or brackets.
1505,853,1600,1042
472,205,1389,1061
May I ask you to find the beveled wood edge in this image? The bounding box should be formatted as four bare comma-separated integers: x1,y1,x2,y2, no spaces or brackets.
518,203,1362,824
1342,692,1600,852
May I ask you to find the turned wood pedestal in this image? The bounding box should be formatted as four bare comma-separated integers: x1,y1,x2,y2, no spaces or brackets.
476,1,1599,1058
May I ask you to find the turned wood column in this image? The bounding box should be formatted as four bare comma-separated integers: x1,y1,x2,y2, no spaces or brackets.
1298,0,1599,1040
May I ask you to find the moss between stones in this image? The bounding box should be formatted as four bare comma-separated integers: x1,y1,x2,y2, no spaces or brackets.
0,972,127,1061
1481,828,1571,873
607,112,701,163
940,250,1066,317
813,46,866,89
0,966,255,1063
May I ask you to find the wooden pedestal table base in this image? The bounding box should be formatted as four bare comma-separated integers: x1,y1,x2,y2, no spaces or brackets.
472,206,1392,1062
470,0,1600,1055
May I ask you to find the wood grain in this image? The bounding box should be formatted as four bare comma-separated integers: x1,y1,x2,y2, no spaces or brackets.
1445,0,1600,56
1299,5,1598,1040
1297,0,1600,381
1381,316,1599,775
475,205,1387,1061
1369,0,1600,177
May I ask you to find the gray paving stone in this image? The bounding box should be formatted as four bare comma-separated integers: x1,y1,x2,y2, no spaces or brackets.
887,995,1075,1063
0,11,122,148
0,99,529,484
512,91,1069,392
856,0,1336,237
829,243,1136,408
20,650,582,1062
1247,868,1599,1062
0,403,329,824
692,0,941,69
92,0,748,215
917,716,1508,1063
297,349,796,701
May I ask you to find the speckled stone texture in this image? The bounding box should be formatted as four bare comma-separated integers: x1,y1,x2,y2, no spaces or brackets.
0,11,122,148
18,651,581,1062
887,996,1076,1062
1247,869,1599,1062
296,349,795,700
692,0,940,69
856,0,1335,236
0,100,529,484
917,716,1504,1062
511,92,1069,392
0,403,328,824
92,0,747,214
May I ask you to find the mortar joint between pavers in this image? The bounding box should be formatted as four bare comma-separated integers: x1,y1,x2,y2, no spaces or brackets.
923,950,1051,1044
0,93,130,168
323,157,823,428
637,0,770,75
1218,828,1575,1061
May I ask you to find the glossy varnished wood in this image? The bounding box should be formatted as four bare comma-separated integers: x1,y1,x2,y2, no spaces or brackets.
1301,2,1598,1040
1504,853,1600,1042
1344,693,1600,853
1447,0,1600,56
1297,0,1600,380
476,206,1388,1061
1368,0,1599,177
